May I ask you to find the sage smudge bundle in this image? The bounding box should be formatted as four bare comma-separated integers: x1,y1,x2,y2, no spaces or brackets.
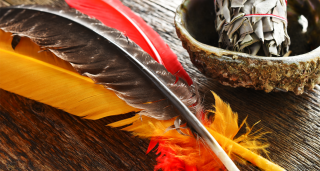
215,0,290,56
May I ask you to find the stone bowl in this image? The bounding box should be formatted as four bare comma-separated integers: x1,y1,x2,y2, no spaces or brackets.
175,0,320,95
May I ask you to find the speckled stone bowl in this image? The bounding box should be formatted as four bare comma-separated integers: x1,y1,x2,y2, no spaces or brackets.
175,0,320,95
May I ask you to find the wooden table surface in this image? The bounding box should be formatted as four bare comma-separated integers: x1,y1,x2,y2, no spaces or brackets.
0,0,319,170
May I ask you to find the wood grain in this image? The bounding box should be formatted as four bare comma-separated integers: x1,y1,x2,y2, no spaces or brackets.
0,90,157,171
0,0,320,170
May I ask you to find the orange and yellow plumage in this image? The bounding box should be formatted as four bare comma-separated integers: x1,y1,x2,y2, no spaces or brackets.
110,91,278,170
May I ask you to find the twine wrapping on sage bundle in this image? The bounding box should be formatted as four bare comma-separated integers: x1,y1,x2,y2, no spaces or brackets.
215,0,290,56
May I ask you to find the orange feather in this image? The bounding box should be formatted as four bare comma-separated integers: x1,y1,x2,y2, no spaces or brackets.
110,92,284,171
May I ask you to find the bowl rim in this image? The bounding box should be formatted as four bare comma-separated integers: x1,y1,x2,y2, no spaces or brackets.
175,0,320,64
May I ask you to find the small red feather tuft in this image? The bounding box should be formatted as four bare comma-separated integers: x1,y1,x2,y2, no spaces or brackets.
65,0,193,85
149,139,198,171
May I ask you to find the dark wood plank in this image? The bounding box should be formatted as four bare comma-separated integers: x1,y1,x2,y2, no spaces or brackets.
0,90,157,171
0,0,320,170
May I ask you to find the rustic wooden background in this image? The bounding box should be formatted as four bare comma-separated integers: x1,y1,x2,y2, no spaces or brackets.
0,0,319,170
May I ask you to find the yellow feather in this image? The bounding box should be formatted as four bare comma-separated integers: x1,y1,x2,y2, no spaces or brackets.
108,114,141,127
209,91,239,139
0,29,140,120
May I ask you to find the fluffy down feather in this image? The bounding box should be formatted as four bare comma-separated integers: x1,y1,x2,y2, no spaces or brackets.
110,92,283,171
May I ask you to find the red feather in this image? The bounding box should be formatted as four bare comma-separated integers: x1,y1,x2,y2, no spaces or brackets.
148,138,198,171
65,0,193,85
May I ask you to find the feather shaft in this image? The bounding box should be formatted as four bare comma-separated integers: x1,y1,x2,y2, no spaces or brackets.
208,130,285,171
